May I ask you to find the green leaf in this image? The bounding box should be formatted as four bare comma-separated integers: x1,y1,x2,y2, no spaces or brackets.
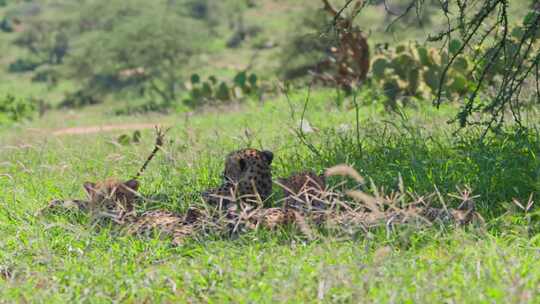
453,56,469,73
396,44,407,53
372,56,390,79
248,73,257,87
423,68,440,91
191,88,202,99
511,27,524,40
216,82,231,101
118,134,131,146
417,46,430,66
449,39,462,55
202,82,213,98
234,71,247,87
132,130,141,143
523,11,538,26
448,73,468,95
191,74,200,84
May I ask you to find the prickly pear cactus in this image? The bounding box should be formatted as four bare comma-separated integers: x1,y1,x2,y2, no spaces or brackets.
371,41,474,109
184,71,260,107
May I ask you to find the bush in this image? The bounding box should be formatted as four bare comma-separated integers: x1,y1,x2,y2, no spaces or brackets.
58,89,101,108
0,94,37,125
8,58,42,73
31,65,60,86
0,17,13,32
280,9,335,81
371,41,473,109
66,0,213,108
183,71,260,107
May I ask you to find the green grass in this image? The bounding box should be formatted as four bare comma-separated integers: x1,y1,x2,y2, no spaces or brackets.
1,89,540,302
1,0,532,105
2,232,540,302
1,1,539,302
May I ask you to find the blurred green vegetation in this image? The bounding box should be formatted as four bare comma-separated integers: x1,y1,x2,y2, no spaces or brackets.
0,2,539,301
1,0,532,112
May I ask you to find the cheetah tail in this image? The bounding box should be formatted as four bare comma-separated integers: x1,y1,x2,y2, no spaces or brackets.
133,126,170,180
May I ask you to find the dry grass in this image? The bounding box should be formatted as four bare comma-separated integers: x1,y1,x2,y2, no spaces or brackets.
41,165,485,245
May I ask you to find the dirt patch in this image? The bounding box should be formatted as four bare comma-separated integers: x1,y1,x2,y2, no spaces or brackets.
52,123,163,136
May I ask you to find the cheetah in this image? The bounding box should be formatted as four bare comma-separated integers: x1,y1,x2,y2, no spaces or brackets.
44,126,168,219
278,171,327,211
46,179,203,245
125,207,205,245
81,178,140,221
202,148,274,207
43,178,140,220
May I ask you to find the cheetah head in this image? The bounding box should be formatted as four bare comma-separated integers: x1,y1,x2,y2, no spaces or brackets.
83,179,139,216
203,148,274,205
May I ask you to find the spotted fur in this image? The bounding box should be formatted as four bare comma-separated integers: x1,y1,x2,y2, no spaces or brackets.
278,171,326,211
202,148,274,206
82,178,140,220
126,208,203,245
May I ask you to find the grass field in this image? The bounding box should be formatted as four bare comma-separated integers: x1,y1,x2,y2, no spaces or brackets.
1,88,540,302
1,0,540,302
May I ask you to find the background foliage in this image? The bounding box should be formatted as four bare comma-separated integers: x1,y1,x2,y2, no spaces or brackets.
1,1,540,301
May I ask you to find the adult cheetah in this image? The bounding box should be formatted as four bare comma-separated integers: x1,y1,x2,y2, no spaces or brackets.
202,148,274,206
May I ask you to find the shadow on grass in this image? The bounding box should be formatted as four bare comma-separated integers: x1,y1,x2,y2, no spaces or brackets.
292,122,540,217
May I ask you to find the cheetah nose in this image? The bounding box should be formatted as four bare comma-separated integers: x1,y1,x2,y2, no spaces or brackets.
262,150,273,164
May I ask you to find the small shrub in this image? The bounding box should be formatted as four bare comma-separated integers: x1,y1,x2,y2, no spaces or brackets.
112,101,168,116
280,9,335,81
31,66,60,86
8,58,42,73
183,71,260,107
0,94,37,125
59,89,101,108
0,17,13,32
116,130,141,146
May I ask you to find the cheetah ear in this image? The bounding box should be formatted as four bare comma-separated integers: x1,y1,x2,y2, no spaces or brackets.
123,179,139,191
261,150,273,164
83,182,97,196
239,158,247,172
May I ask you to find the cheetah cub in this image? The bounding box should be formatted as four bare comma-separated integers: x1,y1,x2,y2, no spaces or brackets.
278,171,327,211
81,178,140,221
43,126,167,218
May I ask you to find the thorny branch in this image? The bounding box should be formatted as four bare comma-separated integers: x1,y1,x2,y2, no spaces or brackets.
332,0,540,133
282,84,322,156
